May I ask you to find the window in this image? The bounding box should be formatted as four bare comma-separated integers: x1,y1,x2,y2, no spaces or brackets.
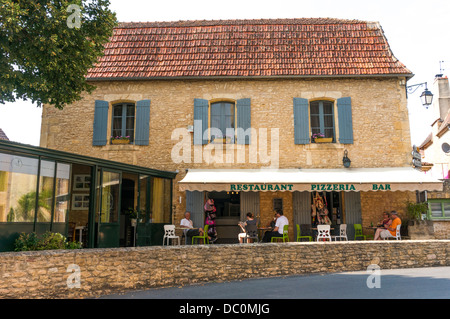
210,102,235,143
428,199,450,219
150,177,171,223
112,103,135,143
0,153,38,222
310,100,335,142
37,160,55,222
273,198,283,211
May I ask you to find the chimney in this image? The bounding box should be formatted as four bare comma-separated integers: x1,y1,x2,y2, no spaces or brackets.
433,75,450,121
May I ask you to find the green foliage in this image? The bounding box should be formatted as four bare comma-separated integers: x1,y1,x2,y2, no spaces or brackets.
14,232,39,251
127,207,138,219
406,201,428,221
14,231,83,251
15,189,54,221
36,231,67,250
0,0,117,109
66,240,83,249
7,207,15,222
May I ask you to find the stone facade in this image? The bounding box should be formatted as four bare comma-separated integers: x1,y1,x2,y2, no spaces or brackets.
0,240,448,299
40,77,413,230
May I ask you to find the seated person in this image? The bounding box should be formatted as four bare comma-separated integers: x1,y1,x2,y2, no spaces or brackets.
377,212,392,228
267,213,277,229
374,211,401,240
180,211,204,244
238,212,257,243
262,210,288,242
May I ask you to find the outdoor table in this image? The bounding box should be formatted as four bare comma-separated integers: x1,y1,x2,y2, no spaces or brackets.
175,226,194,244
257,227,272,242
365,226,384,237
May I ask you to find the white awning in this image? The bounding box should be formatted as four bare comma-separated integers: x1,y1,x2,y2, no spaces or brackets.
178,167,443,192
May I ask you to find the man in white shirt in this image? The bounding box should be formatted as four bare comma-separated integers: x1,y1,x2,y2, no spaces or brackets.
180,211,204,244
262,210,288,242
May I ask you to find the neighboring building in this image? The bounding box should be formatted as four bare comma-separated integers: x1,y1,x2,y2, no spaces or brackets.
418,75,450,238
419,75,450,180
36,18,442,245
0,129,9,141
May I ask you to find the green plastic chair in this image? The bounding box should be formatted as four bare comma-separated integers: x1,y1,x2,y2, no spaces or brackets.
192,225,210,244
354,224,367,240
271,225,289,243
296,224,313,242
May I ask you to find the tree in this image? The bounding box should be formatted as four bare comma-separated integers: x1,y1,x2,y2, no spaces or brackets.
0,0,117,109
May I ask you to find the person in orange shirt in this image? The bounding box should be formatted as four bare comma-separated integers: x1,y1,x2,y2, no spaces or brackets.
374,211,401,240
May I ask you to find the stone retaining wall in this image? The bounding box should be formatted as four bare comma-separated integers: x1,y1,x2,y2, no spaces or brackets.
0,240,449,299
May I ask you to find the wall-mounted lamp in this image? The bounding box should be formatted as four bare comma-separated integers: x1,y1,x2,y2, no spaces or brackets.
407,82,434,108
343,149,351,168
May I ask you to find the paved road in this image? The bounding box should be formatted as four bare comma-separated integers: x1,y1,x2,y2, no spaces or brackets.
99,266,450,299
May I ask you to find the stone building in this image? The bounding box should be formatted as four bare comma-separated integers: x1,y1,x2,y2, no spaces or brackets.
39,18,442,245
418,75,450,238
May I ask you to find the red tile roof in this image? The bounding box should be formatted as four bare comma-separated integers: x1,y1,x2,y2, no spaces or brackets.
87,18,413,80
0,128,9,141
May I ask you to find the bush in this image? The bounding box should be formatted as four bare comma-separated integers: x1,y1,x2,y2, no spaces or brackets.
14,232,39,251
14,231,83,251
36,232,67,250
66,240,83,250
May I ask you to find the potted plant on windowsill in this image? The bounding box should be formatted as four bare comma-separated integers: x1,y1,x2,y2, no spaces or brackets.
111,136,130,144
312,133,332,143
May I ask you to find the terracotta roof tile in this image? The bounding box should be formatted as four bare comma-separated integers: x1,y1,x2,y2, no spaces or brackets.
0,128,9,141
87,18,413,80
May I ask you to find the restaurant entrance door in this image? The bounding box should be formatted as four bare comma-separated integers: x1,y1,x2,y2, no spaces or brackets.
207,191,240,244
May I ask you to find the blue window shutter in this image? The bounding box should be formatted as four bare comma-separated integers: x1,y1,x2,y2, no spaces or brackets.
337,97,354,144
293,98,310,144
236,98,251,144
135,99,151,145
193,99,209,145
93,100,109,146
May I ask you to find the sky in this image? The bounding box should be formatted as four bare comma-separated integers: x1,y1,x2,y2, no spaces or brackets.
0,0,449,146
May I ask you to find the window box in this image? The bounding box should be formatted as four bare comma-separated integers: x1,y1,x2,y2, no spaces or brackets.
314,137,333,143
212,137,232,144
111,138,130,145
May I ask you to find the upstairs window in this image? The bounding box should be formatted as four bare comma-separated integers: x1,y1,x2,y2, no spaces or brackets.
310,100,335,142
210,101,235,143
112,103,135,143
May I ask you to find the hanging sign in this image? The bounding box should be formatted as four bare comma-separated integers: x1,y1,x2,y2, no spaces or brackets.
412,145,422,169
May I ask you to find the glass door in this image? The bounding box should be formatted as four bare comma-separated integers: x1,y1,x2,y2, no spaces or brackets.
96,170,121,248
136,175,150,246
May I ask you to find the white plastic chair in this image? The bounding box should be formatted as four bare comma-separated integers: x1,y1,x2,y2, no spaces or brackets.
384,224,401,240
332,224,348,241
163,224,180,245
316,225,332,242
